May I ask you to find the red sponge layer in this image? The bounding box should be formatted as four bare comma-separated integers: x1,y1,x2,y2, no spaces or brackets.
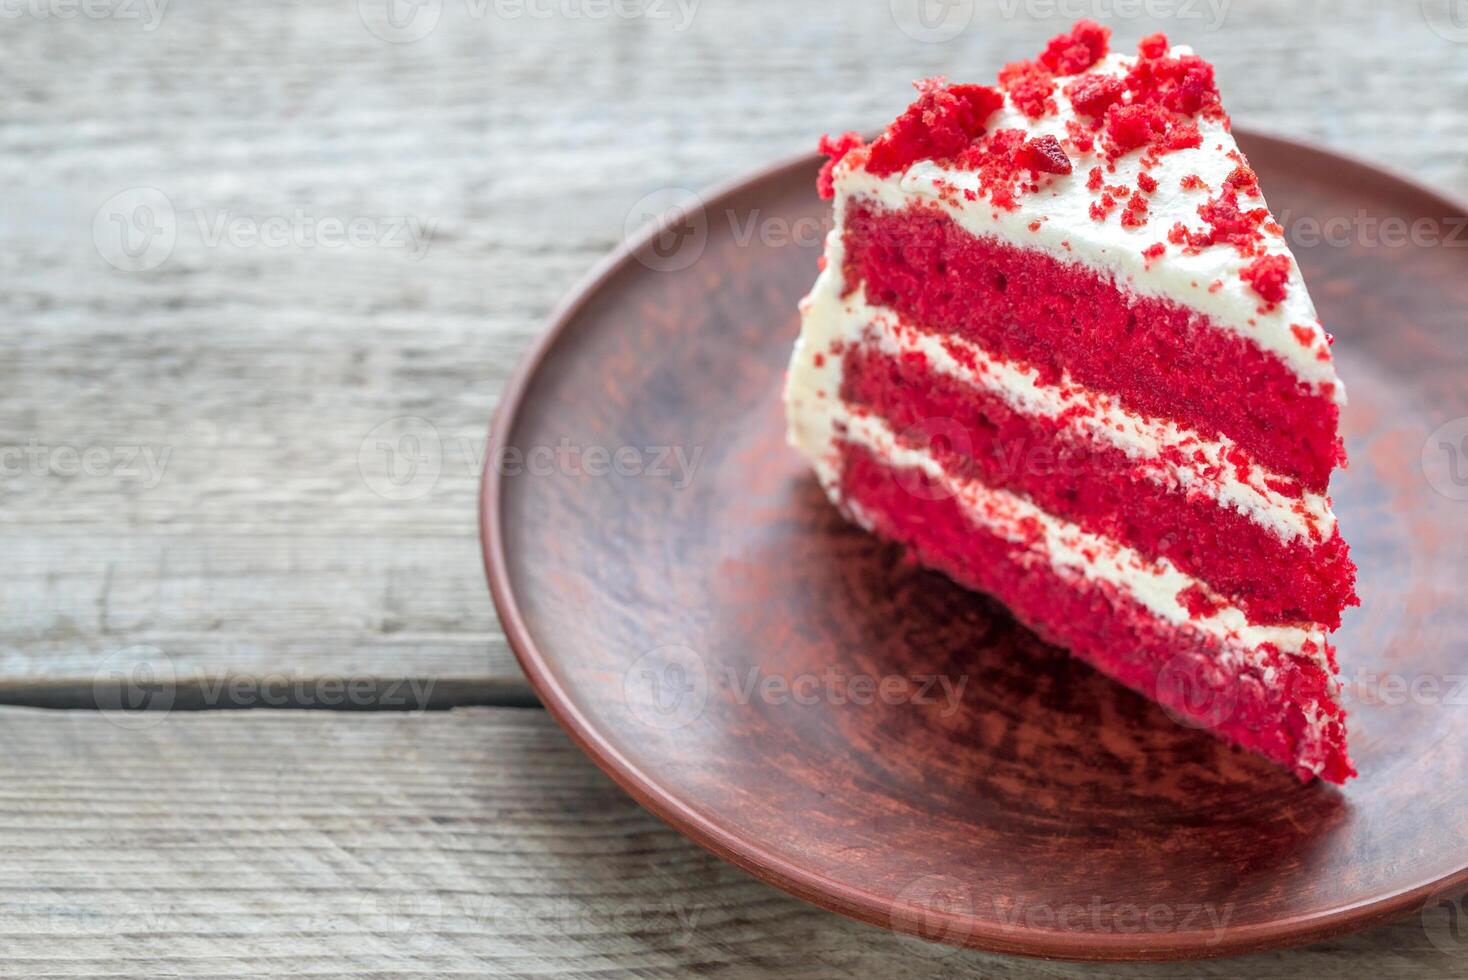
839,343,1358,628
841,201,1345,492
837,440,1355,784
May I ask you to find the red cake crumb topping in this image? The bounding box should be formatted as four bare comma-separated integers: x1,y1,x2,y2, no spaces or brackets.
1137,171,1158,194
1087,166,1104,192
1104,102,1169,154
999,60,1058,118
1120,192,1150,228
1180,173,1210,191
1064,118,1096,153
1038,19,1111,75
1014,135,1073,174
952,128,1031,210
1125,43,1223,119
1242,254,1292,307
1090,193,1117,221
1291,324,1317,347
1138,32,1170,59
1065,72,1125,117
816,131,865,200
865,79,1005,178
1142,242,1166,262
1224,164,1261,197
1178,189,1271,254
1028,220,1043,232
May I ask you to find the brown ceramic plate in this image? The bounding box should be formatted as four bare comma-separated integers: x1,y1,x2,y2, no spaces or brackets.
481,131,1468,961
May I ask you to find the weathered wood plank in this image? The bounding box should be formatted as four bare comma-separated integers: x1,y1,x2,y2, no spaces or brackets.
3,0,1466,694
0,706,1457,976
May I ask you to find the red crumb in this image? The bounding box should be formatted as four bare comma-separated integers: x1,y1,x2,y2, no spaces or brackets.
1138,33,1170,59
1291,324,1316,347
816,131,864,200
1208,279,1224,293
817,254,828,271
1121,192,1150,228
1224,164,1261,197
1105,102,1170,154
1090,193,1117,221
1087,166,1105,192
1064,72,1125,117
812,352,825,367
1014,134,1073,174
1038,19,1111,75
1125,45,1223,118
1242,254,1292,306
1180,173,1210,191
1028,220,1042,232
999,60,1058,118
1142,242,1166,262
865,80,1005,177
1064,118,1096,153
1137,171,1158,194
952,127,1031,210
1195,190,1271,253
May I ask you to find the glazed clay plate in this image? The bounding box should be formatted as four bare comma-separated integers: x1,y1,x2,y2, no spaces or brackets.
481,132,1468,961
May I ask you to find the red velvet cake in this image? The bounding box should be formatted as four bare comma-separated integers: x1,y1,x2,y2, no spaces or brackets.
785,22,1358,783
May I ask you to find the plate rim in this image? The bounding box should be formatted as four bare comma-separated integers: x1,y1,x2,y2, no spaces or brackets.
479,130,1468,962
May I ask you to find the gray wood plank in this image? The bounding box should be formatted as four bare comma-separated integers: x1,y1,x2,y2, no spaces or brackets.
3,0,1466,694
0,705,1458,977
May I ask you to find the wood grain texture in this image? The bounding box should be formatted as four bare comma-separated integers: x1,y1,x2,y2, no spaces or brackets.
3,0,1467,694
1,0,1466,971
0,705,1460,977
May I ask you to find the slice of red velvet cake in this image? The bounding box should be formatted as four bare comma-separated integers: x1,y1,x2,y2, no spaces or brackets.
785,22,1359,783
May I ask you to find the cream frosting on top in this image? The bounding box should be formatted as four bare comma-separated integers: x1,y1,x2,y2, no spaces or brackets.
834,48,1346,405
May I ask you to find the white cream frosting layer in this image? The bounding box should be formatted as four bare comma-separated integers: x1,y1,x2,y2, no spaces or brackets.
835,48,1345,404
838,290,1335,545
838,407,1327,667
784,212,1333,667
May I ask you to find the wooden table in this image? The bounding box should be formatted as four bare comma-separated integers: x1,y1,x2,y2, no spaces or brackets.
3,0,1465,974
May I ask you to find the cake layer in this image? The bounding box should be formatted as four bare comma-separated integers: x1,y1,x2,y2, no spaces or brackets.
834,406,1327,663
841,341,1356,628
837,439,1354,784
843,291,1334,542
841,198,1345,492
821,37,1345,403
